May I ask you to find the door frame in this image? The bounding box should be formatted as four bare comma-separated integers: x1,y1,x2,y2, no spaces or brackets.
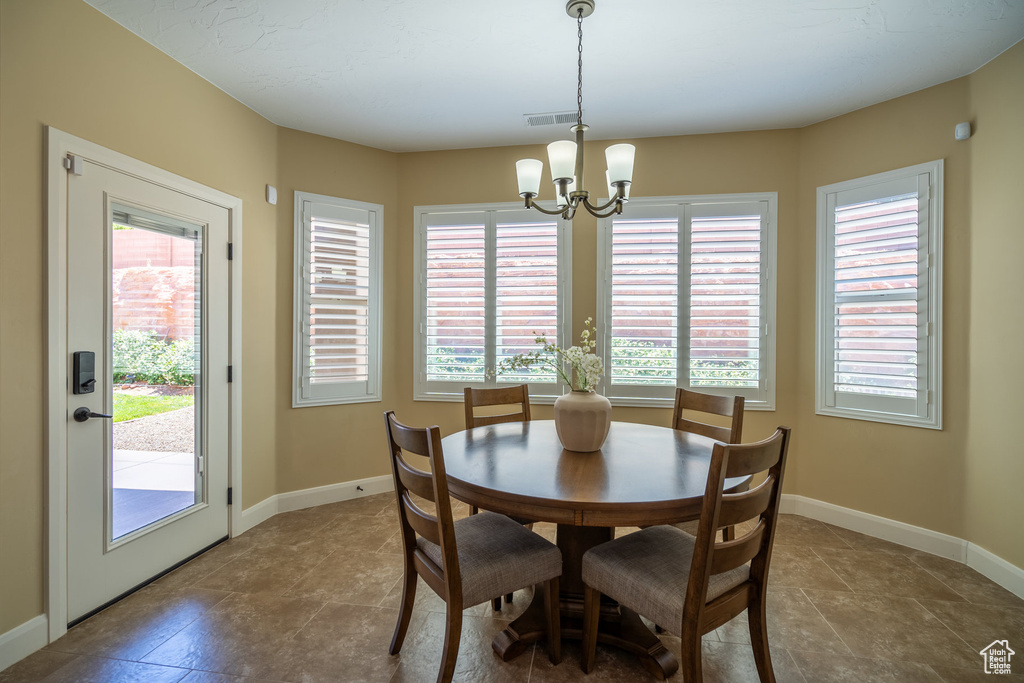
45,127,244,642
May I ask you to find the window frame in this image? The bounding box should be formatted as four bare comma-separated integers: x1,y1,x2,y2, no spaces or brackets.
815,160,943,429
292,190,383,408
596,193,777,410
413,202,572,403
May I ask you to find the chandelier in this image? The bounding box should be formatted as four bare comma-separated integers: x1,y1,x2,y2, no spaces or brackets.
515,0,635,220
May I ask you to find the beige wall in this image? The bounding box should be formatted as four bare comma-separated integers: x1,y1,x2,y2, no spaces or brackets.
793,79,973,540
0,0,279,633
1,0,1021,643
964,41,1024,569
273,128,399,493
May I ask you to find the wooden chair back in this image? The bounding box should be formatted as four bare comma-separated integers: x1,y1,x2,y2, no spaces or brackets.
682,426,790,636
384,411,461,604
672,387,744,444
464,385,531,429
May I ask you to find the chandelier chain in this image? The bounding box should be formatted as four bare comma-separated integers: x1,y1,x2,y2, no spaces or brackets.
577,9,584,127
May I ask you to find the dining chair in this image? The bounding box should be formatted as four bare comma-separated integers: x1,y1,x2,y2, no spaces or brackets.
464,384,536,609
384,411,562,683
580,426,791,681
672,387,745,541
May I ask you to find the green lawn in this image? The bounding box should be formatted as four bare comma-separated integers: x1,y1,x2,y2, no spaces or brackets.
112,393,194,423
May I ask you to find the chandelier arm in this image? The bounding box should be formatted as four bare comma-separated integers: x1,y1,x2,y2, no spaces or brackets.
525,197,575,217
582,197,624,219
585,195,622,213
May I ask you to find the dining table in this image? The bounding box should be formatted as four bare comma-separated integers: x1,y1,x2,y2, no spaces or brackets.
440,419,746,679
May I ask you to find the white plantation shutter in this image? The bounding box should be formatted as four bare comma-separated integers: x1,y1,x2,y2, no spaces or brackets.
416,204,569,399
599,195,775,407
687,203,765,393
293,192,382,407
816,161,942,428
496,219,560,384
424,213,487,384
609,217,679,389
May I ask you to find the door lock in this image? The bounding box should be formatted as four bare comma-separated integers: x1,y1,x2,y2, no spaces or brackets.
73,407,113,422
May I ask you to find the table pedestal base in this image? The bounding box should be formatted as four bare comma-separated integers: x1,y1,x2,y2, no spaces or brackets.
490,524,679,680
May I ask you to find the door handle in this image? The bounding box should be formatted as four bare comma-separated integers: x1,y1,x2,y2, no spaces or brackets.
73,407,113,422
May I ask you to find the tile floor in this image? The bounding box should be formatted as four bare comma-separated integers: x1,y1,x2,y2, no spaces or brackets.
3,493,1022,682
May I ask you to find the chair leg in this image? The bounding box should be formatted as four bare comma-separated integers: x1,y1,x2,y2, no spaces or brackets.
492,596,502,611
679,622,704,683
504,592,514,604
748,592,776,683
389,568,418,655
722,525,736,542
543,577,561,665
470,504,479,515
437,603,463,683
580,584,601,673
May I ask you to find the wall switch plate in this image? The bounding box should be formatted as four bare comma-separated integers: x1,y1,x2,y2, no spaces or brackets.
266,184,278,205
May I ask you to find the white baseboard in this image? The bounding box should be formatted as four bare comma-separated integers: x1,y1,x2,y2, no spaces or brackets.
238,474,394,535
0,615,48,672
967,543,1024,600
781,494,1024,599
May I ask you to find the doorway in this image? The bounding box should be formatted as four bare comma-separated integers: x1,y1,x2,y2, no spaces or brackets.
47,128,243,636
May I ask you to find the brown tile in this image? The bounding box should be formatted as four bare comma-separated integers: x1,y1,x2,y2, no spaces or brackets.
909,551,1024,608
813,548,966,601
195,543,332,595
532,522,558,543
179,672,288,683
283,549,404,606
377,531,404,554
379,575,533,619
929,663,1024,681
39,654,191,683
693,641,807,683
0,650,77,683
790,650,943,682
153,540,257,590
388,610,527,683
236,510,332,548
804,590,978,669
822,524,917,555
311,492,394,519
47,585,230,660
317,514,405,553
773,515,852,549
530,638,663,681
255,603,405,682
769,545,852,592
141,593,324,677
917,599,1024,652
715,586,851,656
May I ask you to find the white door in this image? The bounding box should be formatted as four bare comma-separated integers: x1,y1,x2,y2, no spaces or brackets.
66,159,230,622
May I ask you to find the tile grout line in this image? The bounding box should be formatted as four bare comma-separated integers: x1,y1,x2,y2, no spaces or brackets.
805,545,857,593
799,587,856,658
912,597,981,656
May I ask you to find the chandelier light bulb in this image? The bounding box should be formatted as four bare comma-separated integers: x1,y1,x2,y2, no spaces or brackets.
547,140,577,182
605,144,636,184
516,159,544,197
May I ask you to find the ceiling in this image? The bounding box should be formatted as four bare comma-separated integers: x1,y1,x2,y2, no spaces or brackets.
85,0,1024,153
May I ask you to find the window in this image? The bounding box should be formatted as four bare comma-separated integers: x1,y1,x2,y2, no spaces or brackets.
414,203,571,401
293,191,382,407
596,194,776,408
816,160,942,428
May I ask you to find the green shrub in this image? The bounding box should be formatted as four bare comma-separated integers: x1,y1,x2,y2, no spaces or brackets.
112,329,195,386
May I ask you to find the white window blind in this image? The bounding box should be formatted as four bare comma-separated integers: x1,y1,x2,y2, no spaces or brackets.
598,195,776,408
688,206,763,391
416,204,569,400
816,161,942,428
293,192,382,407
609,217,678,386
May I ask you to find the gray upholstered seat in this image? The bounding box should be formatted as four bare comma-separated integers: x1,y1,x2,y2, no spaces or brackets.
417,511,562,607
582,524,749,631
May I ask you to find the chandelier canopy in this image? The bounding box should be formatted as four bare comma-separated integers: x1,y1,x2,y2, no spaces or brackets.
515,0,635,220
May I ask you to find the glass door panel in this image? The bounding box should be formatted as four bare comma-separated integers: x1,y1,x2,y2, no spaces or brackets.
110,204,203,541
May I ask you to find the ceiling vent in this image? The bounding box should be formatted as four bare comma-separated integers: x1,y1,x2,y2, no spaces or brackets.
523,110,581,127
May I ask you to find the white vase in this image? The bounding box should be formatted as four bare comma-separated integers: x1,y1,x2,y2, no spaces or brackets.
554,390,612,452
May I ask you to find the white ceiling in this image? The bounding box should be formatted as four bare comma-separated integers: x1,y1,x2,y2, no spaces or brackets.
85,0,1024,153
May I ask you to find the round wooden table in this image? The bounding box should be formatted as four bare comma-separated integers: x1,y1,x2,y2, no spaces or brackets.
441,419,740,679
